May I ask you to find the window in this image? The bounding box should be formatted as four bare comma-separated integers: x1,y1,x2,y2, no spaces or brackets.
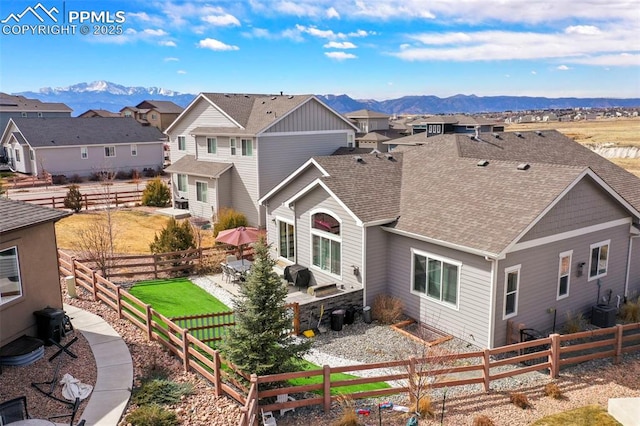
21,112,27,117
14,149,20,162
29,150,34,161
347,134,354,148
104,146,115,157
177,174,187,192
230,138,237,155
80,147,88,159
0,247,22,305
504,265,521,318
196,181,207,202
311,212,340,275
124,111,132,117
241,139,253,156
557,251,572,299
131,144,137,156
412,250,459,306
141,113,147,120
278,220,295,262
207,137,217,154
151,113,157,120
178,136,186,151
589,240,610,280
37,112,43,117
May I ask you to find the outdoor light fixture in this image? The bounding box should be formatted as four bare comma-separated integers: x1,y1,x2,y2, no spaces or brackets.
577,262,585,277
352,265,360,276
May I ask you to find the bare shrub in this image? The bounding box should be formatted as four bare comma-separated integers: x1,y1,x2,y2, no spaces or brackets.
332,395,359,426
411,395,434,419
544,382,564,399
472,415,495,426
372,294,403,324
563,311,586,334
619,297,640,322
509,392,530,409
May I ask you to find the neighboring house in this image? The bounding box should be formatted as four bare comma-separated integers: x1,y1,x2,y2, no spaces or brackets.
164,93,358,226
0,199,70,347
77,109,120,118
408,114,503,137
120,100,184,132
0,117,165,177
345,109,406,152
0,93,72,135
260,130,640,349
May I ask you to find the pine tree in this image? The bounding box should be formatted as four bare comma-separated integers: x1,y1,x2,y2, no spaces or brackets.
63,184,83,212
222,238,310,376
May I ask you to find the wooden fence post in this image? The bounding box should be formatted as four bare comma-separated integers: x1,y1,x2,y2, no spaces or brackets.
116,286,123,319
181,328,189,372
549,333,560,378
51,196,56,209
84,194,89,210
323,365,331,413
614,324,624,364
91,271,98,301
145,305,153,341
482,349,490,392
115,192,119,206
213,351,221,397
70,257,77,278
153,254,159,279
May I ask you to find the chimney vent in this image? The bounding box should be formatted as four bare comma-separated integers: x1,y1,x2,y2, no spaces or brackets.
477,160,489,167
492,132,500,139
535,130,543,136
517,163,530,170
353,156,364,163
385,153,394,160
514,132,523,138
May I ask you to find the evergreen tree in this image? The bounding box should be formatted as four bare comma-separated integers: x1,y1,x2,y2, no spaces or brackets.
63,184,83,212
222,238,310,376
141,177,170,207
149,218,195,254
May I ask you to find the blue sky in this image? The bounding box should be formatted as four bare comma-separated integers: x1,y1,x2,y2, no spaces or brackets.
1,0,639,99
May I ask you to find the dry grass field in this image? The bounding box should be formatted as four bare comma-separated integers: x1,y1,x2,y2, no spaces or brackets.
507,118,640,177
55,208,215,253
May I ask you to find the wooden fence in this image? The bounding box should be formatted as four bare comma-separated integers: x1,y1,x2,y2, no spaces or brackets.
58,251,640,426
15,189,143,210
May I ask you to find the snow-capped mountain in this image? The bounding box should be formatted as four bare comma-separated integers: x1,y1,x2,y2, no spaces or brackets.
15,81,196,115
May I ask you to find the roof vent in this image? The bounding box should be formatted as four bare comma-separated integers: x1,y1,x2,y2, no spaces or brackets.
492,132,500,139
271,96,276,100
288,95,294,99
385,153,394,160
266,110,272,114
514,132,524,138
535,130,544,136
517,163,530,170
477,160,489,167
353,156,364,163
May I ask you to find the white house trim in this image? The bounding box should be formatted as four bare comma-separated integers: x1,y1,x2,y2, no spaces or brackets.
283,179,363,226
258,158,330,205
508,218,631,253
309,208,343,280
502,264,521,320
164,94,244,135
487,257,498,349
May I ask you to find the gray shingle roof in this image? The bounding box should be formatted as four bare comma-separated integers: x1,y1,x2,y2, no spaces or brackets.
11,117,166,148
0,93,72,113
200,93,315,133
164,155,232,178
345,109,390,119
138,100,184,114
0,198,70,233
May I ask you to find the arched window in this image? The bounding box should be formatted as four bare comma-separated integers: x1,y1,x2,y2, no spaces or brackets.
311,212,341,276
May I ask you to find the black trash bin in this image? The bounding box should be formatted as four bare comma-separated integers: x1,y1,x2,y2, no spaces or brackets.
331,309,345,331
362,306,372,324
344,306,356,325
33,307,65,346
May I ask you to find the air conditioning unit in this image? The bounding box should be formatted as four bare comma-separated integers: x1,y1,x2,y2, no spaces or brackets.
591,304,617,328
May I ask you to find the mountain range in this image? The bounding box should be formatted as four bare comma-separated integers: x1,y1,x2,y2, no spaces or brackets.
12,81,640,116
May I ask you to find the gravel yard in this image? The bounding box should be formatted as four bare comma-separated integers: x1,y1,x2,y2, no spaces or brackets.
5,277,636,426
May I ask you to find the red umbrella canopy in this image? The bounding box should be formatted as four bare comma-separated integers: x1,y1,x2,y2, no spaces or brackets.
215,226,261,247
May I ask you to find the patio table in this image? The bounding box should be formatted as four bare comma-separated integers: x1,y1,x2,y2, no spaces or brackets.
227,259,253,274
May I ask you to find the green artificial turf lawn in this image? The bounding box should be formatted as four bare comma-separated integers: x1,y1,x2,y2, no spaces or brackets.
129,278,230,317
288,359,391,395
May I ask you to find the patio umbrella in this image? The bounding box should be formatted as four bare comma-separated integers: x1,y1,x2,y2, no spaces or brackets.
216,226,261,263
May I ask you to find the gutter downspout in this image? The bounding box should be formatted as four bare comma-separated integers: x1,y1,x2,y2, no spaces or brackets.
625,233,639,298
486,256,498,349
361,225,367,307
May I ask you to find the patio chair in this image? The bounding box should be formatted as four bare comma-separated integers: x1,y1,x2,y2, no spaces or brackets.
226,254,238,264
0,396,29,424
277,393,296,416
261,409,277,426
220,264,231,283
49,397,80,425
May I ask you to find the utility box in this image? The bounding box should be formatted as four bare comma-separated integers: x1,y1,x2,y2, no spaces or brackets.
591,304,617,328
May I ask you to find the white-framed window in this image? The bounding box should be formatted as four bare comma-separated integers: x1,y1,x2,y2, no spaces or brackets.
207,137,217,154
37,112,43,117
177,174,187,192
178,136,186,151
241,139,253,156
589,240,610,280
131,144,137,156
104,146,116,157
151,113,157,120
196,181,208,202
504,265,521,319
124,111,132,117
29,150,34,161
347,134,354,148
557,250,572,299
14,149,20,162
230,138,237,155
277,219,295,262
311,211,341,276
412,249,460,307
80,147,88,159
0,246,22,305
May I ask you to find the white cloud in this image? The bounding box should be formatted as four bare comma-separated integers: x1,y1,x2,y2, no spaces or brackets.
128,12,152,22
164,57,179,62
531,70,537,75
349,29,375,37
326,7,340,19
274,1,321,17
325,51,357,60
197,38,239,51
557,65,570,70
143,29,168,36
565,25,601,35
202,13,241,26
177,70,187,74
569,53,640,66
159,40,177,47
324,41,357,49
296,24,342,40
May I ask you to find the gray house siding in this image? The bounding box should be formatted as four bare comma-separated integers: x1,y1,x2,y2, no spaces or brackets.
258,133,348,196
217,170,233,215
629,236,640,298
384,232,492,348
494,223,631,347
263,99,354,134
187,175,216,220
520,177,629,242
294,186,363,292
364,226,389,306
